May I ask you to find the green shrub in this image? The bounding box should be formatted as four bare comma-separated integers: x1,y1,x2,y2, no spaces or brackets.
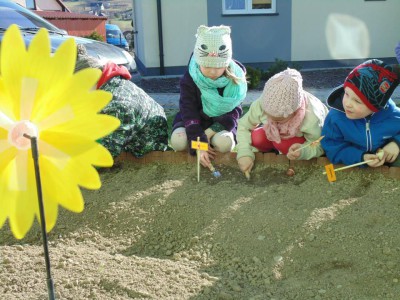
246,66,262,89
83,31,104,42
262,59,288,80
262,59,302,81
291,61,302,71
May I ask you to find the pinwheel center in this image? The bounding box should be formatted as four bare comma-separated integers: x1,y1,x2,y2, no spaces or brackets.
8,120,38,150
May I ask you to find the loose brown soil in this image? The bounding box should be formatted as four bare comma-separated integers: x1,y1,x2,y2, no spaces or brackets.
1,162,400,299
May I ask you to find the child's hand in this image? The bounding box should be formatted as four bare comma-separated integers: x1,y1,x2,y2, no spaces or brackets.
382,142,400,163
238,156,254,174
287,143,302,160
199,147,216,168
363,153,385,167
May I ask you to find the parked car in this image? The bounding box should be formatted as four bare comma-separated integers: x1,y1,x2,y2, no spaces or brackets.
105,24,129,51
0,0,137,74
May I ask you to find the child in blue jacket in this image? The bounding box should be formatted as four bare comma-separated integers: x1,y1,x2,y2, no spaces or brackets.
321,59,400,167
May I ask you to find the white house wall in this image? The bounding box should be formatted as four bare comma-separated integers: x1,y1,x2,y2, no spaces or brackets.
13,0,62,10
161,0,207,67
291,0,400,62
134,0,207,72
133,0,159,69
134,0,400,75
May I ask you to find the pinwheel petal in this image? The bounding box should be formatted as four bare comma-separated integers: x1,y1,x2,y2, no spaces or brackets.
1,25,27,92
48,114,120,139
0,79,17,122
51,37,76,79
0,26,118,239
68,159,102,190
9,191,36,240
40,199,59,234
7,157,37,239
84,143,114,167
41,157,84,212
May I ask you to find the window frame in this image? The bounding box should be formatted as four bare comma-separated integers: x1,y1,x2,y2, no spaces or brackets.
222,0,276,15
25,0,36,10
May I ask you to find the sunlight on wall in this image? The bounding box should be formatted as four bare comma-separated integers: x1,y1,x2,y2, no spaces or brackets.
326,14,370,60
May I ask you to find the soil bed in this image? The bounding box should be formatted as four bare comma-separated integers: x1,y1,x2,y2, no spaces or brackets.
1,162,400,299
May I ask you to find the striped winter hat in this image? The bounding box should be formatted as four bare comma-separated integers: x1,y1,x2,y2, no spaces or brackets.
396,42,400,63
344,59,399,112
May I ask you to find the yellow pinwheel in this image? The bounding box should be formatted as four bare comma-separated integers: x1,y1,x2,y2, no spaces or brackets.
0,25,120,239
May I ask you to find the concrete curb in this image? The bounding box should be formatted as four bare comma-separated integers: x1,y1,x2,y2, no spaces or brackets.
115,151,400,180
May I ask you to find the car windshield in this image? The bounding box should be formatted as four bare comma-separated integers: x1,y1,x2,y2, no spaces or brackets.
106,29,123,39
0,6,61,32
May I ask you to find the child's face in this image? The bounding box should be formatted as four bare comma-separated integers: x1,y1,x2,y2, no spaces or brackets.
200,66,226,80
265,112,295,123
342,87,373,119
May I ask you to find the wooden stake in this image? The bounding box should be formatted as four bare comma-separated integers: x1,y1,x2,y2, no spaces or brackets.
196,137,200,182
322,159,375,174
294,136,325,153
190,137,209,183
323,150,384,175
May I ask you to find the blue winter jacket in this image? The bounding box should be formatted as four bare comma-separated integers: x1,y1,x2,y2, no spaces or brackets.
321,86,400,165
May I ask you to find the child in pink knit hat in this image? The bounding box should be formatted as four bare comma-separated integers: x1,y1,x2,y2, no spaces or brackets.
236,68,328,176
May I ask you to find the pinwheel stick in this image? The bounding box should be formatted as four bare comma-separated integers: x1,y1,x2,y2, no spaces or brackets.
24,134,56,300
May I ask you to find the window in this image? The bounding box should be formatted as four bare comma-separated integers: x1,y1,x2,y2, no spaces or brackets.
222,0,276,15
25,0,35,9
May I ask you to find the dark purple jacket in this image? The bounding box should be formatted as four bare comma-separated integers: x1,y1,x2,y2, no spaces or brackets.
172,60,245,154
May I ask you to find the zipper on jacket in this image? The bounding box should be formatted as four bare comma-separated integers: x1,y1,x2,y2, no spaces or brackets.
365,119,372,151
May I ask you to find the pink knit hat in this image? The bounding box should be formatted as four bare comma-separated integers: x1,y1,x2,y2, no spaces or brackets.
261,68,304,117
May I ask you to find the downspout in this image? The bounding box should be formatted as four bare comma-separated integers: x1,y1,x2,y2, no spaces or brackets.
156,0,165,75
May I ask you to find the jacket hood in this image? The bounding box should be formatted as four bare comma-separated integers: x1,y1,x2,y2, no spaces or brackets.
326,85,345,111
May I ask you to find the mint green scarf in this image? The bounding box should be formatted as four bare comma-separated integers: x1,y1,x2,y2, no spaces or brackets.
189,58,247,117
